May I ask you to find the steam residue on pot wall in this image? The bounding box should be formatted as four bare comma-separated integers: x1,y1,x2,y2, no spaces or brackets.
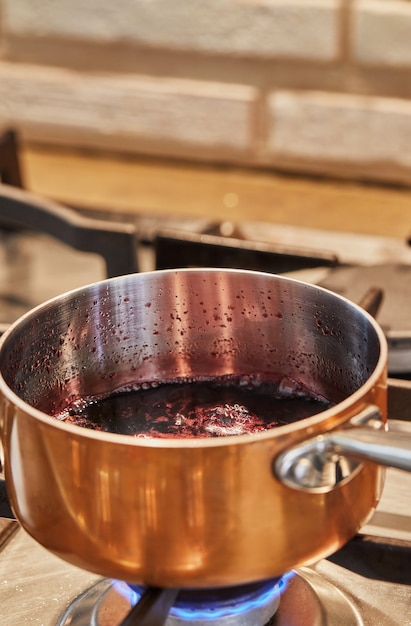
0,270,381,420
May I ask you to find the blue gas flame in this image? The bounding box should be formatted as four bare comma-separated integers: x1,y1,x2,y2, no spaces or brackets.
114,571,295,622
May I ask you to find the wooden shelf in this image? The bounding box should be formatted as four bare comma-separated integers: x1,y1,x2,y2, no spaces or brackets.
21,144,411,239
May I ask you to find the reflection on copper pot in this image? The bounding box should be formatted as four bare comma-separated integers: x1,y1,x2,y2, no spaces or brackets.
0,269,388,587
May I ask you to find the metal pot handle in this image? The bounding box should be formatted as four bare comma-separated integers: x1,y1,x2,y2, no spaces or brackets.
274,405,411,493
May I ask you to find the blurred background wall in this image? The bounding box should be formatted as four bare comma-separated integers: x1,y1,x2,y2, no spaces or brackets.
1,0,411,185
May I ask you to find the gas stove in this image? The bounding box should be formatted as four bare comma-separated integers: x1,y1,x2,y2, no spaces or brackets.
0,133,410,626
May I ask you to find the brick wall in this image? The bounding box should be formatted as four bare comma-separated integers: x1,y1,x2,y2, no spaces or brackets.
1,0,411,184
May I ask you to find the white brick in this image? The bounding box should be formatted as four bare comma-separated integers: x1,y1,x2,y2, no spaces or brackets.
353,0,411,67
3,0,340,61
0,62,256,155
267,90,411,168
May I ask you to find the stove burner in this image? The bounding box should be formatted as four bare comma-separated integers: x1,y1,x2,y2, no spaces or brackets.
127,578,285,625
56,569,363,626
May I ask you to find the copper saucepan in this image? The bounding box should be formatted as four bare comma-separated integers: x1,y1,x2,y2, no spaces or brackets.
0,269,410,589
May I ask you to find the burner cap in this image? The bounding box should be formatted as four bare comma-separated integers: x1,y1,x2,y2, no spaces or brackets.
56,569,363,626
128,578,282,625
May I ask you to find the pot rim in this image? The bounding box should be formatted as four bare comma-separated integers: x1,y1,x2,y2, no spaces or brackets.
0,268,388,449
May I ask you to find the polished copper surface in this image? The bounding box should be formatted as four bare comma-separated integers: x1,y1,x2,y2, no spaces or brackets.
0,269,387,588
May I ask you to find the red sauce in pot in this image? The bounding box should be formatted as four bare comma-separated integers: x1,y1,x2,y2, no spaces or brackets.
53,375,332,438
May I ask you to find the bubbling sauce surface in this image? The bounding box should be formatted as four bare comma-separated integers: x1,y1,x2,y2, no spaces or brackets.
54,375,333,438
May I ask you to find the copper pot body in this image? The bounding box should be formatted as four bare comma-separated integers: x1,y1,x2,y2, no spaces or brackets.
0,269,387,588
